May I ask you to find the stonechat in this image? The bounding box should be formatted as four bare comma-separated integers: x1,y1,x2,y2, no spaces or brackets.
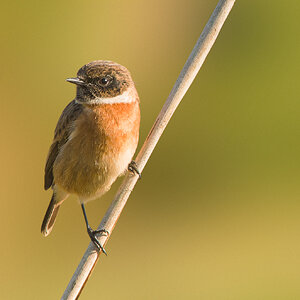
41,60,140,254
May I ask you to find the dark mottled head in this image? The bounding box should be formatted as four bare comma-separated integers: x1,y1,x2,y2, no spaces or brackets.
67,60,136,104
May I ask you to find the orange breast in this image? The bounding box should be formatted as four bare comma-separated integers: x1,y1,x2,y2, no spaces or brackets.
53,100,140,200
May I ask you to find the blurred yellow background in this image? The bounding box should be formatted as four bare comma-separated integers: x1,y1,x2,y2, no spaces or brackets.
1,0,300,299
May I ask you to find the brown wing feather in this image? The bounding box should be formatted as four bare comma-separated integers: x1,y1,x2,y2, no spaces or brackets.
44,100,83,190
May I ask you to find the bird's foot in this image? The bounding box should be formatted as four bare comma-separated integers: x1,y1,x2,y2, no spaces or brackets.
87,226,109,255
128,160,141,179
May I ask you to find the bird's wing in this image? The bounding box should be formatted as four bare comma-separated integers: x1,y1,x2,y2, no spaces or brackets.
44,100,83,190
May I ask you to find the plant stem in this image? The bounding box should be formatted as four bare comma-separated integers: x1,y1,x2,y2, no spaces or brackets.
61,0,236,298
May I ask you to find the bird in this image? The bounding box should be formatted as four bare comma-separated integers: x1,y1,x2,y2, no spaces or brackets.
41,60,141,254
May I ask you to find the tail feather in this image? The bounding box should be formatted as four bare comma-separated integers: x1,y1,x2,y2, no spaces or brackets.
41,194,61,236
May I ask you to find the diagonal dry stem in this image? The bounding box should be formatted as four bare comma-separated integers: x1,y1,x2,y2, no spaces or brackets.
61,0,236,298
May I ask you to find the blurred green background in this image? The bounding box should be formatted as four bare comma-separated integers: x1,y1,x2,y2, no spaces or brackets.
1,0,300,299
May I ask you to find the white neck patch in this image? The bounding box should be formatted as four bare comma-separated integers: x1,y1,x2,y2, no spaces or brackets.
80,89,134,105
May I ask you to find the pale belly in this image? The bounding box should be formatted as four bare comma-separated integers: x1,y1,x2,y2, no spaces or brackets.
53,128,137,201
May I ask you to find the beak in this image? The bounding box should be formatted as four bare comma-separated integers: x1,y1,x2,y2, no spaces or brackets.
66,77,86,86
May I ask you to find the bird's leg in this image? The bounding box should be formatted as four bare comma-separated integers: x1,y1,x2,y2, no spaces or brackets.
128,160,141,179
81,203,109,255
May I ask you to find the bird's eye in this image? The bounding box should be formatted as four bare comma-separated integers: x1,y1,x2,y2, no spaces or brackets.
98,76,112,87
